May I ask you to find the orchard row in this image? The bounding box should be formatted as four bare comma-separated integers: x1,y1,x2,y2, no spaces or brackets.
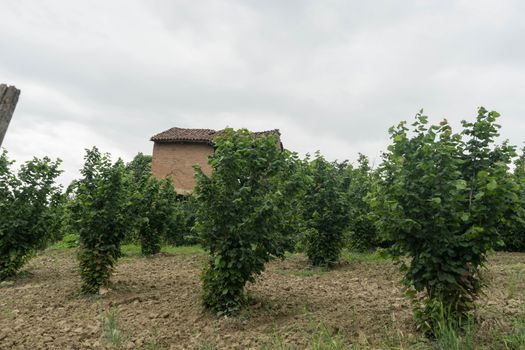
1,107,525,336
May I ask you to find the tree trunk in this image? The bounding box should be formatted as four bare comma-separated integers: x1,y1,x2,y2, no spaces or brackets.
0,84,21,147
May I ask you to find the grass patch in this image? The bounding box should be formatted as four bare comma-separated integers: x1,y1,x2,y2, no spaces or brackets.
161,245,205,255
341,249,388,264
121,244,142,256
276,268,326,278
48,236,206,258
48,234,79,250
120,244,205,256
292,270,320,277
502,305,525,349
507,270,524,299
308,322,350,350
262,322,352,350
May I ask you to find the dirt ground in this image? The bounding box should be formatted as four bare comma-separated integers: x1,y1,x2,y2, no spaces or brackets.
0,248,524,349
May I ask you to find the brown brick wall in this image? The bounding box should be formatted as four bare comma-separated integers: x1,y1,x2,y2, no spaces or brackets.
151,143,214,193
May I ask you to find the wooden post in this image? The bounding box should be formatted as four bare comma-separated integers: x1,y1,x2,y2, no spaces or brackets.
0,84,21,147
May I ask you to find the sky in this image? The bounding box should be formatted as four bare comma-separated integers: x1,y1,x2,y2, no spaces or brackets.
1,0,525,184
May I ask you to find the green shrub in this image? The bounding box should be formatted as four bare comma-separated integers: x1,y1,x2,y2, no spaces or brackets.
126,152,152,182
498,148,525,252
124,152,153,244
194,129,304,314
371,109,518,333
71,147,131,294
164,194,198,246
345,154,379,251
125,152,180,255
46,183,81,246
41,193,69,246
59,233,80,249
304,154,349,266
136,177,162,256
0,150,63,280
139,178,178,255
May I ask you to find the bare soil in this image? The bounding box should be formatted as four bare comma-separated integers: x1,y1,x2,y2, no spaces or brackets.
0,249,524,349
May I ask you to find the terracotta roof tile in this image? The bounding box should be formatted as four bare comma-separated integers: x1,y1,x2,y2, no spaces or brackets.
150,127,281,146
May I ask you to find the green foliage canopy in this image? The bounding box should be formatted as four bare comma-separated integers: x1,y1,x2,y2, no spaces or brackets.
194,129,305,314
345,154,379,251
126,152,178,255
164,194,199,246
136,177,178,255
71,147,131,294
370,108,518,331
0,150,63,280
304,153,349,266
498,148,525,251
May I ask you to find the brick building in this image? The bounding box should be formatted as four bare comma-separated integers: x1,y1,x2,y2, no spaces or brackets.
150,127,281,193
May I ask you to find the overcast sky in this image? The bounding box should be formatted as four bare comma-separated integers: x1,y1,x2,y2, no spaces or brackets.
1,0,525,184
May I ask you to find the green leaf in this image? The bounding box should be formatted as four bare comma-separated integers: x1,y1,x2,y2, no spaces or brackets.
455,180,467,190
487,180,497,191
438,272,456,284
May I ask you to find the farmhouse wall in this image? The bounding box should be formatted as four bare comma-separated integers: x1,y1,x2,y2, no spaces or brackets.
151,143,214,193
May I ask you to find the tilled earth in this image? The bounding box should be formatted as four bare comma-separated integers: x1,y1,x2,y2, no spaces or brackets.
0,249,524,349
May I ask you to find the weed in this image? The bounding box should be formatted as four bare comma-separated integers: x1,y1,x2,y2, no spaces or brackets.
381,312,429,350
430,306,476,350
144,328,160,350
197,337,217,350
262,321,353,350
246,293,275,314
503,310,525,349
348,305,360,337
145,338,159,350
308,322,348,350
102,307,126,347
276,268,325,278
507,270,524,299
292,270,317,277
261,328,291,350
48,234,80,250
238,308,252,322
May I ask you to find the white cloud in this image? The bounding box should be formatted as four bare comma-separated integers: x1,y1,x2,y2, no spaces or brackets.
1,0,525,184
4,119,128,185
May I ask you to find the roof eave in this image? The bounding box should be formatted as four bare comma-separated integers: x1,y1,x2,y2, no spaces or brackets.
151,138,215,146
